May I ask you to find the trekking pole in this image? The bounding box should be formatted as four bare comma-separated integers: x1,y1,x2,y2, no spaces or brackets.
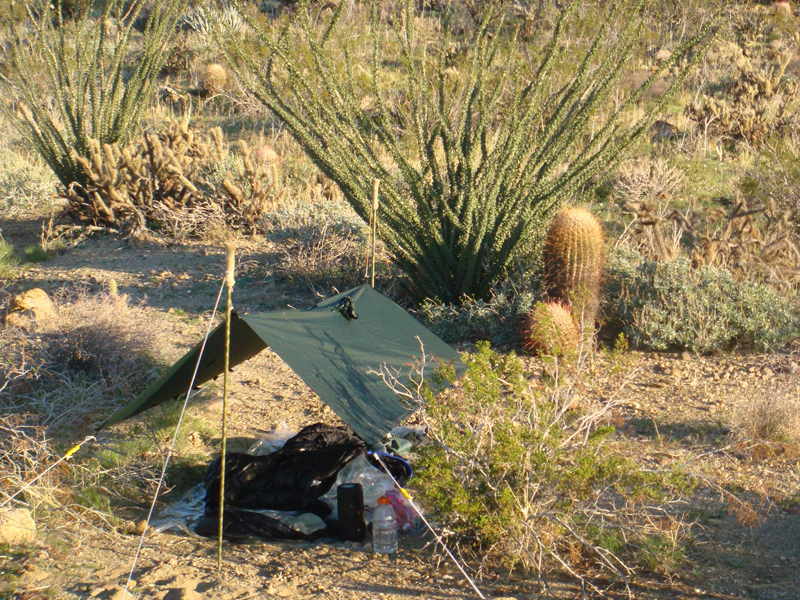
370,179,380,288
218,241,236,573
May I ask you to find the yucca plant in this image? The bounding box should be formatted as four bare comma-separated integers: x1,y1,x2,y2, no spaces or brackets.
223,0,716,303
0,0,186,194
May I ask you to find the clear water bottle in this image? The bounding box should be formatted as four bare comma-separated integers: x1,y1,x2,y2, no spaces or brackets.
372,496,398,554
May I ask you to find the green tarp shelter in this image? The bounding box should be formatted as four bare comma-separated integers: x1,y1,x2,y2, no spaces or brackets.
101,284,465,447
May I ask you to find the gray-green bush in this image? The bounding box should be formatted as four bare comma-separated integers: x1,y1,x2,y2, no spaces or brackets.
603,248,800,352
420,287,536,345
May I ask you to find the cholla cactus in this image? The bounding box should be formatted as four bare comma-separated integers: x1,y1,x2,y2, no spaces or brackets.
687,14,800,143
63,120,280,237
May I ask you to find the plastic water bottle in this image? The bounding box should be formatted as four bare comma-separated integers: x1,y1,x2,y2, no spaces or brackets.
372,496,398,554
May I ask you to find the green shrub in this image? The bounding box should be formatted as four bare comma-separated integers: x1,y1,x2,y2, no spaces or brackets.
412,343,695,583
223,0,716,303
24,245,50,263
603,248,800,352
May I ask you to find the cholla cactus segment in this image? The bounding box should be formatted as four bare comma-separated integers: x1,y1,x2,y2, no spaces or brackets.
521,300,580,358
254,145,279,165
543,207,605,335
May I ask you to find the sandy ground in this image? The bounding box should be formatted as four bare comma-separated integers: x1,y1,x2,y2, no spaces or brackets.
3,219,800,600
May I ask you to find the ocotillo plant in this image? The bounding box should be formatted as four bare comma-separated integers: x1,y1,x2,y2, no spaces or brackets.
543,207,605,336
0,0,187,195
222,0,716,303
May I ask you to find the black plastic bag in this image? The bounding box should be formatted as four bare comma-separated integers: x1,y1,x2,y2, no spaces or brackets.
196,507,335,541
203,423,366,518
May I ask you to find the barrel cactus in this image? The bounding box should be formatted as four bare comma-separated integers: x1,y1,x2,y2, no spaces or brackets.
521,300,580,358
543,207,605,336
201,63,227,95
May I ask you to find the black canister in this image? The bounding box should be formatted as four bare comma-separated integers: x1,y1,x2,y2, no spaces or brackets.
337,483,367,542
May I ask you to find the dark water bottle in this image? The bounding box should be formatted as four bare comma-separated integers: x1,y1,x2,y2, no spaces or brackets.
337,483,366,542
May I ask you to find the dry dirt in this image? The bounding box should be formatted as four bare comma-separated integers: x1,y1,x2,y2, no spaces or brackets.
2,218,800,600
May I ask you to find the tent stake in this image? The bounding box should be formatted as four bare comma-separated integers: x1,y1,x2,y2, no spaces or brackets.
218,242,236,573
371,179,380,288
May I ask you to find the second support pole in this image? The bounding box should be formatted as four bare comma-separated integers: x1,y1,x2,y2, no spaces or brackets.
218,241,236,573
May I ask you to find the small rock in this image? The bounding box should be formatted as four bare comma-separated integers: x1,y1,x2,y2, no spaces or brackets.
19,565,49,585
5,288,55,328
108,589,131,600
134,520,153,535
0,507,36,544
762,367,774,379
790,362,799,375
774,0,792,17
650,119,678,143
680,350,692,361
655,47,672,61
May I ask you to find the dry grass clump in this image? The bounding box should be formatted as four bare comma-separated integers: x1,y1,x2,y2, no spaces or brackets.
1,288,170,430
276,223,365,288
0,145,59,218
731,374,800,443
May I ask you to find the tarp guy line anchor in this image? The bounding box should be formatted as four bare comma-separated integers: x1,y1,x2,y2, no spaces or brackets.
0,435,96,510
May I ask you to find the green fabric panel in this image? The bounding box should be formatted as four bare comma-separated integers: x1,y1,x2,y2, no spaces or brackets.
100,313,267,428
101,284,464,447
241,285,464,446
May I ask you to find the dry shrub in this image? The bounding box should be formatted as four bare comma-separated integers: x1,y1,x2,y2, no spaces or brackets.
615,158,685,208
46,290,167,386
1,288,170,430
0,415,61,511
732,374,800,443
276,222,365,287
0,411,160,534
0,289,168,531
